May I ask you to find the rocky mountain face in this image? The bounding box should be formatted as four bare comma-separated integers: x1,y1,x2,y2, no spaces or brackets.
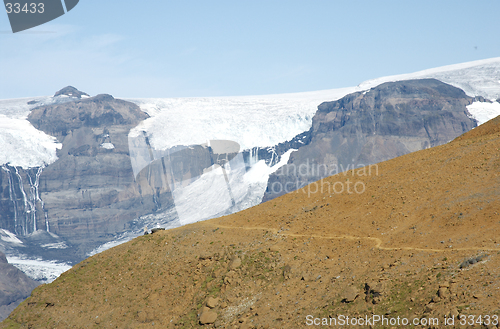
0,91,156,258
263,79,477,201
0,89,238,260
0,252,39,322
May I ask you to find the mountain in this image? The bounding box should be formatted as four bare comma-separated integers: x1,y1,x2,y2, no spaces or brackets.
0,251,38,322
3,114,499,328
53,86,89,99
262,79,477,201
0,59,499,281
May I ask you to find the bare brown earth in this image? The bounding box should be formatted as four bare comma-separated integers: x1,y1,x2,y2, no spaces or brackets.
2,116,500,329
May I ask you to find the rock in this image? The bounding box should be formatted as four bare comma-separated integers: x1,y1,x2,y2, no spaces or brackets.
449,308,459,317
269,245,280,252
438,287,448,298
0,251,39,321
1,90,219,262
301,273,314,282
54,86,90,99
206,297,219,308
199,311,217,325
28,93,148,136
229,257,242,270
459,254,488,269
283,265,292,279
365,281,386,303
341,286,359,303
425,303,435,313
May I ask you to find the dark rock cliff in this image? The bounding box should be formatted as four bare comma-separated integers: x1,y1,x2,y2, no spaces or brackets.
24,94,156,255
0,93,155,259
262,79,477,201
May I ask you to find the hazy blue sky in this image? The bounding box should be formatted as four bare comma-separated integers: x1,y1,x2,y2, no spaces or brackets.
1,1,499,98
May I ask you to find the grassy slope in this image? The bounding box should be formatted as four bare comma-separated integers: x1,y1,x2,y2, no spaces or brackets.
2,116,500,329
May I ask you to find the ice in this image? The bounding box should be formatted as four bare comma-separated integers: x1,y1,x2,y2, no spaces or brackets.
467,101,500,125
41,242,68,249
127,96,325,152
126,58,500,155
358,57,500,100
6,255,72,283
100,142,115,149
0,115,62,169
0,95,76,169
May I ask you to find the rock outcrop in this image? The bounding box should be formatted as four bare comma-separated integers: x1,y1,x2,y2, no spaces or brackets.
0,252,39,321
22,94,157,256
263,79,477,201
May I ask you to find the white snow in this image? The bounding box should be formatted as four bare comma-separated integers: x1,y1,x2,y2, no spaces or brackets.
0,229,23,244
100,142,115,150
244,149,296,184
128,96,324,152
0,95,75,169
41,242,68,249
0,115,62,169
174,164,241,225
466,101,500,125
6,256,72,283
358,57,500,100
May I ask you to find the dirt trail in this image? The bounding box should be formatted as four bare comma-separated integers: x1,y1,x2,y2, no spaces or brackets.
206,223,500,253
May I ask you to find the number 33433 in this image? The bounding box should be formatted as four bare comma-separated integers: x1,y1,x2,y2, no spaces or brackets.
5,3,45,14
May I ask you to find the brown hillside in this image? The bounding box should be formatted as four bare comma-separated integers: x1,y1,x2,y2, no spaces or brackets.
2,117,500,329
455,115,500,141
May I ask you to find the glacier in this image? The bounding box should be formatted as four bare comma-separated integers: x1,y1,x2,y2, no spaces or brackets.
6,255,72,284
1,57,500,170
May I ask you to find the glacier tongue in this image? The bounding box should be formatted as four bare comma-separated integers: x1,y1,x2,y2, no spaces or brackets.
0,95,77,169
0,115,61,169
6,255,72,284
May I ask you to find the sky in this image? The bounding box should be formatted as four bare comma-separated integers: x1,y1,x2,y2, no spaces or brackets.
0,0,499,99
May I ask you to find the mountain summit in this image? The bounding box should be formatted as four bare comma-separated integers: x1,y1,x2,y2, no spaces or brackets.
53,86,89,99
